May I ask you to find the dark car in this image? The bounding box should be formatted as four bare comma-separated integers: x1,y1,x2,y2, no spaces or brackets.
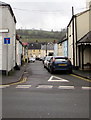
48,56,72,74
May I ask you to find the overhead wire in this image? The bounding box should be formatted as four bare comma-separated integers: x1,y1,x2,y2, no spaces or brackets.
13,7,87,14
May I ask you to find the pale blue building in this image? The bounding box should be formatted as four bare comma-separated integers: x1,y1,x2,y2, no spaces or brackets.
58,37,68,57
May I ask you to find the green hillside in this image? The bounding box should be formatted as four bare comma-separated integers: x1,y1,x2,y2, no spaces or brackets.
16,29,66,43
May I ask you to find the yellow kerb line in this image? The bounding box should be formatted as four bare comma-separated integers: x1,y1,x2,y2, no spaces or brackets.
70,74,91,82
0,77,27,86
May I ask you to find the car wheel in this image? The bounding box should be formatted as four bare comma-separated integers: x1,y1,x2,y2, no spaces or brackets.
47,68,50,72
50,68,54,74
69,70,72,74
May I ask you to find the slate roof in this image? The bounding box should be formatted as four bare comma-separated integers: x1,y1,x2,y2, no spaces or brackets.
58,35,67,44
77,31,91,44
28,43,41,49
41,44,54,50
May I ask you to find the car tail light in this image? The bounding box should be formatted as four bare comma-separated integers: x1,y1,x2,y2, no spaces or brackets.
52,58,55,62
67,58,72,65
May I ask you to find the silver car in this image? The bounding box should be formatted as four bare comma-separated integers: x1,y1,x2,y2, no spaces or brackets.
29,57,35,62
44,56,53,69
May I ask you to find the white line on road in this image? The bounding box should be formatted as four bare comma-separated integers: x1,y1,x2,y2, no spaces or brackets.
58,86,74,89
82,87,91,90
48,76,69,82
48,79,69,82
36,85,53,89
0,85,10,88
16,85,31,88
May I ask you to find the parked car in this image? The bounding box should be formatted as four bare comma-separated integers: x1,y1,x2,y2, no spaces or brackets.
29,57,35,62
42,57,46,64
48,56,72,74
36,57,40,60
39,57,43,61
44,56,53,69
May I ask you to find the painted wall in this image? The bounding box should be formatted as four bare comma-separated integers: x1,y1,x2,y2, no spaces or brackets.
54,43,58,56
0,7,2,70
76,11,89,41
89,7,91,31
68,10,91,68
68,21,73,64
58,40,67,57
28,49,41,58
58,44,63,56
16,41,22,66
0,6,16,71
62,40,67,57
86,0,91,8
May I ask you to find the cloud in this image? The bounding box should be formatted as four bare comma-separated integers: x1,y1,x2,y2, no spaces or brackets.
1,0,86,31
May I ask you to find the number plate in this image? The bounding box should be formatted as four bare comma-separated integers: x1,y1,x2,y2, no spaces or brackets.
58,64,67,66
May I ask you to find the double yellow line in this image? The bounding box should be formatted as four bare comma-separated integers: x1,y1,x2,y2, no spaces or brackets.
70,74,91,82
0,77,27,87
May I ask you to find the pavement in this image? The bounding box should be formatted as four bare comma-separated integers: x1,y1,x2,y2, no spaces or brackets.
73,69,91,80
1,63,91,85
1,63,28,85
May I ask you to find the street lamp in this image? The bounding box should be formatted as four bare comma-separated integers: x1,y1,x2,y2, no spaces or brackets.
46,42,47,56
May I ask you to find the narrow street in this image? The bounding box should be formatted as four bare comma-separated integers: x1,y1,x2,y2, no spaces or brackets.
2,61,90,118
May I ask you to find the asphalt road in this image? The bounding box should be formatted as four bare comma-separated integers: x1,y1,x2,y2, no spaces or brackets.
2,61,91,119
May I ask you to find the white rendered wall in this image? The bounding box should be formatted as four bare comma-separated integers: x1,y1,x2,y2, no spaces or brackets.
1,6,16,71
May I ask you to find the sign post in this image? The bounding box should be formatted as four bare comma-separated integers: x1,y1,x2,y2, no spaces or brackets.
4,38,10,75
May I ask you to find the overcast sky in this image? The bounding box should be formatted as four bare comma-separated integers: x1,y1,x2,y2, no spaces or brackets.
2,0,87,31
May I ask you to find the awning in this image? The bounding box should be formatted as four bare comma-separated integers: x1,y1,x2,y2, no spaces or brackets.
77,31,91,45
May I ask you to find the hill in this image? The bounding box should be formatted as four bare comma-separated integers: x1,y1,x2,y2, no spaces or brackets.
16,29,66,43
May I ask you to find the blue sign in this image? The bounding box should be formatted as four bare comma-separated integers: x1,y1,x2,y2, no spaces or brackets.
4,38,10,44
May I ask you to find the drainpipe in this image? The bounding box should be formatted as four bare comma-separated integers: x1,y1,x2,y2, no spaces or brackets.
72,6,75,67
67,27,68,57
75,16,78,67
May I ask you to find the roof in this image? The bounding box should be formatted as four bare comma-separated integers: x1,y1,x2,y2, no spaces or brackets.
22,42,29,46
0,1,16,23
58,38,67,44
28,43,41,49
0,1,8,5
53,56,68,58
41,44,54,50
58,35,67,44
75,9,89,17
67,9,90,27
77,31,91,45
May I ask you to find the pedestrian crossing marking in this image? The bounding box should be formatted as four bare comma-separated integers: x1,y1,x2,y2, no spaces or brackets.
36,85,53,89
0,84,91,90
16,85,31,88
48,76,69,82
58,86,74,89
0,85,10,88
82,86,91,90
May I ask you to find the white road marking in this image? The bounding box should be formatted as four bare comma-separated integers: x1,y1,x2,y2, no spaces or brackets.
36,85,53,89
82,87,91,90
48,76,69,82
0,85,10,88
16,85,31,88
58,86,74,89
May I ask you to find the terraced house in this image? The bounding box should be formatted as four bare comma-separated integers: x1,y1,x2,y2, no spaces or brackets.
67,5,91,70
0,2,16,74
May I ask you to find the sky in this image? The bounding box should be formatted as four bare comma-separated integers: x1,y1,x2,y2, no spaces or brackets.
1,0,87,31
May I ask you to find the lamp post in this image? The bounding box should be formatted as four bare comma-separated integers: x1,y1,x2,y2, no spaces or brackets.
46,42,47,56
